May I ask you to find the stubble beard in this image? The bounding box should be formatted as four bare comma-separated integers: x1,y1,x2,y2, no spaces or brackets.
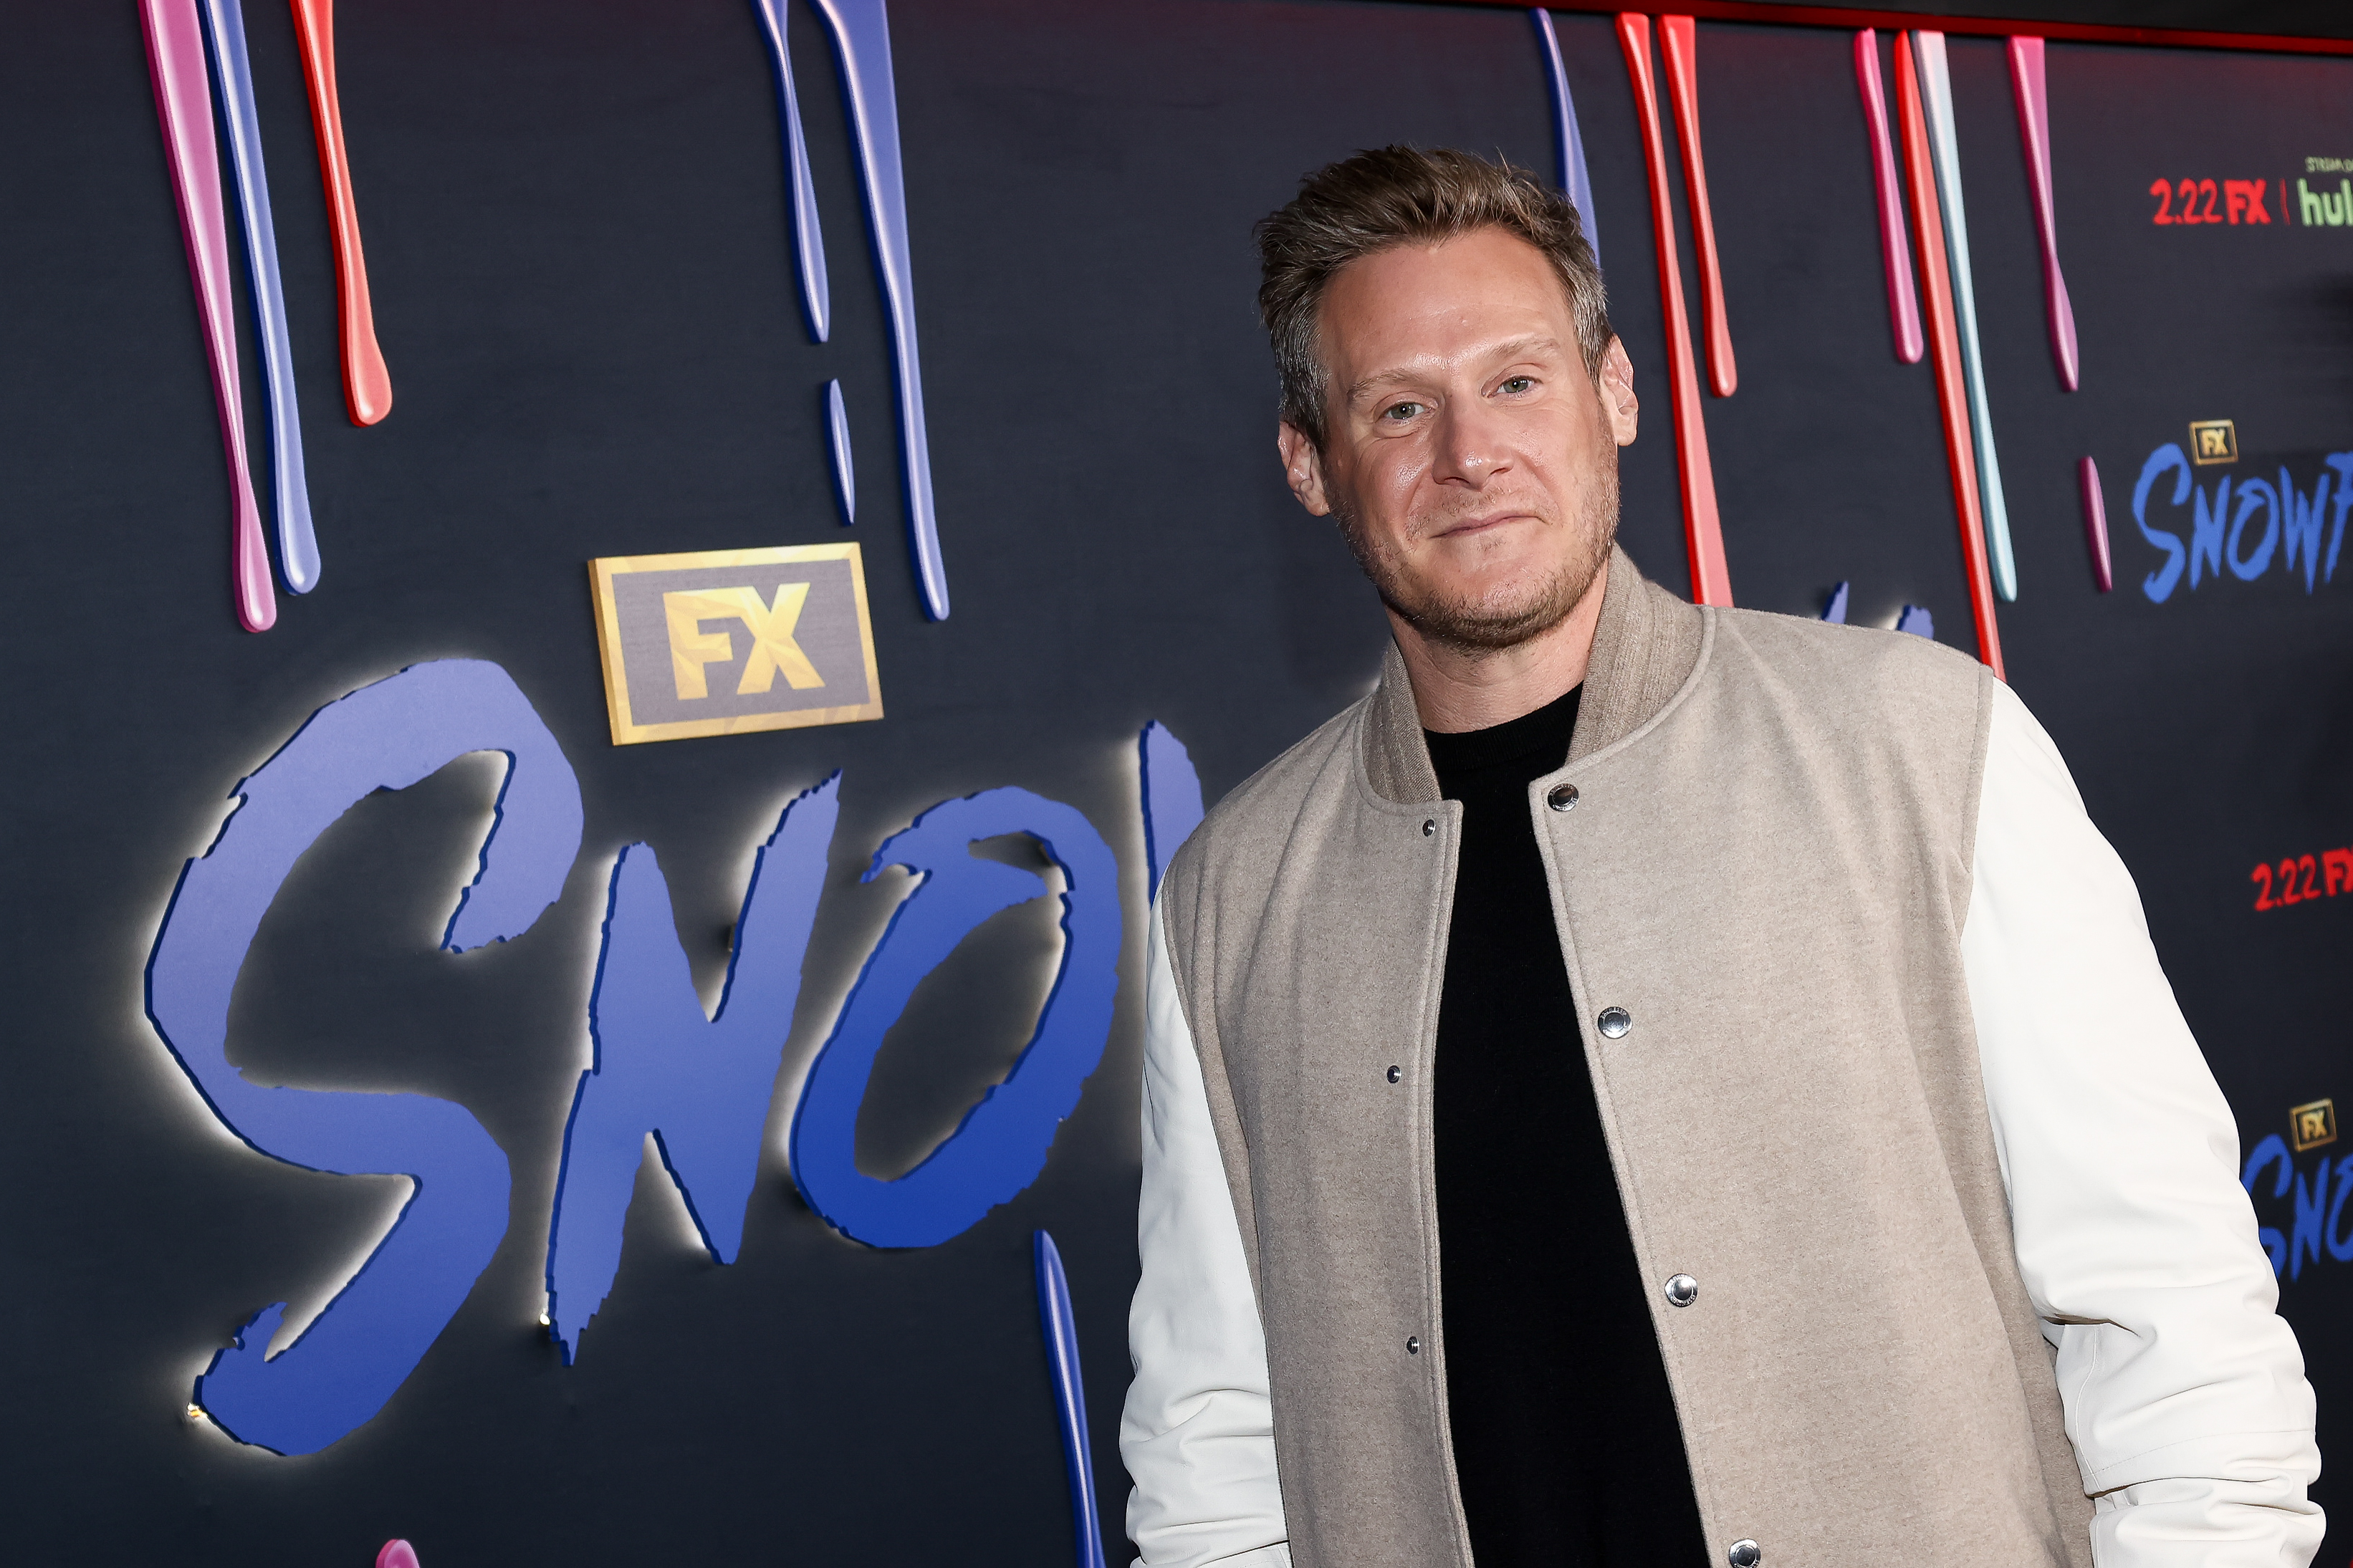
1334,433,1621,658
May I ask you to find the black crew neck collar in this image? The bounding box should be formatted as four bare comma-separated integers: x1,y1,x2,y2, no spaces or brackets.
1422,684,1583,776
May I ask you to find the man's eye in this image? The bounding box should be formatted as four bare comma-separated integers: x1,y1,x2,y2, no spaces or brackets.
1381,402,1424,422
1499,376,1535,395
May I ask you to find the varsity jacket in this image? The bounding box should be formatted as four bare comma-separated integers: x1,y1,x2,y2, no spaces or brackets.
1121,548,2319,1568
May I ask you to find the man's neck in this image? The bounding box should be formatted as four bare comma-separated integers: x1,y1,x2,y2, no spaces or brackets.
1393,556,1609,734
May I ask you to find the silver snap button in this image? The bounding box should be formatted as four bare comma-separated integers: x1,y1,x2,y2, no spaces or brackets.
1596,1006,1631,1039
1546,783,1578,812
1422,818,1435,837
1406,1335,1421,1355
1728,1540,1760,1568
1664,1274,1698,1308
1385,1065,1401,1084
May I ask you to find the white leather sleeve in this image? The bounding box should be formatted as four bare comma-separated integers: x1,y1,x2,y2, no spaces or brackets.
1964,679,2322,1568
1121,899,1293,1568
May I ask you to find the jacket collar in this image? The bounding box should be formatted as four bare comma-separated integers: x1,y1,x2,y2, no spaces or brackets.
1359,544,1706,805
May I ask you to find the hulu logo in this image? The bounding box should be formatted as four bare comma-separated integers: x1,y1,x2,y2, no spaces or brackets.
2298,178,2353,226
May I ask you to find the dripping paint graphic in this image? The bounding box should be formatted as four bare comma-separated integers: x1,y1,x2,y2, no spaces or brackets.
808,0,950,621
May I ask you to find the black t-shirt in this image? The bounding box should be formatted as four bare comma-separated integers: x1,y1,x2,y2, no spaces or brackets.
1425,686,1709,1567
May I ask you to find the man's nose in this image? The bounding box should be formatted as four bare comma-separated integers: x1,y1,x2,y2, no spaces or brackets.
1432,398,1509,486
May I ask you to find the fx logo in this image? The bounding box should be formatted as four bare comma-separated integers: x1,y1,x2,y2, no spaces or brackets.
2292,1098,2337,1153
665,584,823,699
2190,419,2239,465
591,544,882,744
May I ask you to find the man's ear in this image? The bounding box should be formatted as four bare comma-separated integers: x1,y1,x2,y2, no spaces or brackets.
1597,337,1639,448
1276,421,1333,517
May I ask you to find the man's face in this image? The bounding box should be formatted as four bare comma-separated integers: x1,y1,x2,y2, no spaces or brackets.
1278,226,1639,653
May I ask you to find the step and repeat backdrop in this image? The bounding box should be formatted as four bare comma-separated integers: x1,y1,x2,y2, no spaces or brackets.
5,1,2350,1563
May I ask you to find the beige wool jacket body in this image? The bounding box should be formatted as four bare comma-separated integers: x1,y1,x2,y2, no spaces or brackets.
1127,549,2318,1568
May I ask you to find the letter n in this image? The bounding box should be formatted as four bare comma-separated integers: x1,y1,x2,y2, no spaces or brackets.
2189,476,2230,587
544,776,839,1358
2281,468,2328,590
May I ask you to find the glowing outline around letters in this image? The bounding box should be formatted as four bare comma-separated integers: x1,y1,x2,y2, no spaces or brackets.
148,659,582,1453
790,789,1119,1248
1139,722,1204,898
545,777,840,1357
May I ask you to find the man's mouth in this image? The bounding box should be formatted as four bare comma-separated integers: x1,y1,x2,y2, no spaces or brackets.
1429,510,1538,541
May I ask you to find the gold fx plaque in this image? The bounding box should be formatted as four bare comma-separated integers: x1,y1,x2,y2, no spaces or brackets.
589,543,883,746
2188,419,2239,465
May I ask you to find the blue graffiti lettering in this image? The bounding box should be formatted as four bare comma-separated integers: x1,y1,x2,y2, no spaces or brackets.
2280,468,2330,591
1139,721,1204,898
148,660,580,1453
2293,1155,2331,1280
544,777,839,1357
2135,443,2353,600
2326,1160,2353,1264
2326,454,2353,582
790,789,1121,1248
2243,1133,2292,1276
2190,473,2230,587
2228,477,2279,580
2132,444,2191,602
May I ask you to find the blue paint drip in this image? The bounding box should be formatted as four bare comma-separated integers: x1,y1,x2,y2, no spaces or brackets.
1530,9,1597,264
751,0,831,342
790,789,1121,1247
825,378,856,524
148,660,582,1453
546,778,839,1357
808,0,947,620
1138,721,1204,898
198,0,317,593
1819,581,1849,623
1035,1231,1108,1568
1894,604,1934,639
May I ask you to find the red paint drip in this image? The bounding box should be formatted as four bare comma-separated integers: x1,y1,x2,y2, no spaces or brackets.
1894,32,2003,677
1617,12,1733,607
292,0,393,425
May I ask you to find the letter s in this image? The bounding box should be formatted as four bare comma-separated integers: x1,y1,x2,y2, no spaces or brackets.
790,789,1121,1248
2132,443,2191,603
147,660,581,1453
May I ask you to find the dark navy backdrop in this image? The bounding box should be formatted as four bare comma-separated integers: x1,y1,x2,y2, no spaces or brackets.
4,3,2349,1563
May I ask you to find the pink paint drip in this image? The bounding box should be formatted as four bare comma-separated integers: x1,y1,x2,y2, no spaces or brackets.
2079,456,2112,592
2010,37,2080,390
1854,30,1924,365
140,0,275,632
375,1540,421,1568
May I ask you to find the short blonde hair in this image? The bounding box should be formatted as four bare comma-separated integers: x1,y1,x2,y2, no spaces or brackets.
1254,145,1610,447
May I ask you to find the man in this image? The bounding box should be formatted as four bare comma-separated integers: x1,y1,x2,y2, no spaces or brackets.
1119,147,2319,1568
